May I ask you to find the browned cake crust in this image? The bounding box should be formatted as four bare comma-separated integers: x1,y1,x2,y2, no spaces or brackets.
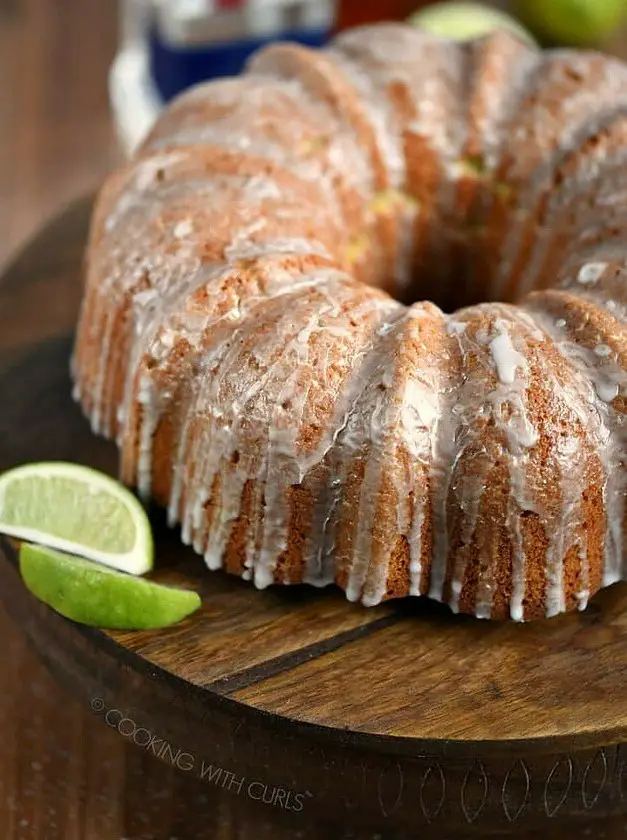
72,24,627,621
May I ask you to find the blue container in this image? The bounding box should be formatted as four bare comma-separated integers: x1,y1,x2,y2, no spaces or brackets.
149,0,336,101
148,21,330,101
111,0,336,155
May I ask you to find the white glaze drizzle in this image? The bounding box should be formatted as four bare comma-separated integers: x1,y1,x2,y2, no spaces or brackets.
489,319,527,385
427,319,468,603
578,263,608,286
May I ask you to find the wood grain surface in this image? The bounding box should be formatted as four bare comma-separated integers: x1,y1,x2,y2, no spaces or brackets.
4,195,627,840
5,598,627,840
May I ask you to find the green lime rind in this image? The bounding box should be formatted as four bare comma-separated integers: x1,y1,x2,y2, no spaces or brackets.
515,0,626,45
19,543,201,631
0,462,153,575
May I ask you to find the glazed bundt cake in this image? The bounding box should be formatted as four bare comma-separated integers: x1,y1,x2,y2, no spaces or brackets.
73,23,627,621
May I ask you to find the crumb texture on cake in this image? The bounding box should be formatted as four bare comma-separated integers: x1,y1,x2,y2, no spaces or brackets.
72,24,627,621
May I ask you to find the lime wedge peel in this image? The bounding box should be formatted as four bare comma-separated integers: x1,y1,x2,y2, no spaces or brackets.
19,543,201,631
0,462,153,576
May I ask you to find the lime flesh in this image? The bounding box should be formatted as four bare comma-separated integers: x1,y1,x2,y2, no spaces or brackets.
19,543,201,630
0,462,153,575
410,2,536,45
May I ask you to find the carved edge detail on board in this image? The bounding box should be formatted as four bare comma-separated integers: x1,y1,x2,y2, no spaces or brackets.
582,748,608,810
419,762,446,823
502,758,531,822
366,748,618,825
461,760,489,823
544,756,574,818
376,761,404,818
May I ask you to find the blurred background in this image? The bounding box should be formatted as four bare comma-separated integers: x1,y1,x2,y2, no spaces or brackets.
1,0,626,272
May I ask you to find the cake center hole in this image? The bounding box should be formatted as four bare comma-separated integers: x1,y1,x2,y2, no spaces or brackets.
362,175,518,312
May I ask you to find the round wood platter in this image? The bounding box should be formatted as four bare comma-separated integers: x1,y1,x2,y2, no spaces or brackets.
3,197,627,840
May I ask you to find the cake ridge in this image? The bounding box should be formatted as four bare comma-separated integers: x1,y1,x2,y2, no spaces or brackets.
160,261,343,529
172,269,388,572
493,52,627,302
525,292,627,591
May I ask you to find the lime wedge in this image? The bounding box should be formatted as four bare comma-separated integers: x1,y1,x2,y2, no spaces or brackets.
19,543,201,630
410,2,536,45
0,462,152,575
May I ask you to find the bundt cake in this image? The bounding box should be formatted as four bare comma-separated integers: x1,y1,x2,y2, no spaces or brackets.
72,23,627,621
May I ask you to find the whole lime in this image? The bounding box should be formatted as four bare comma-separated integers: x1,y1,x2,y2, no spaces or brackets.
516,0,626,45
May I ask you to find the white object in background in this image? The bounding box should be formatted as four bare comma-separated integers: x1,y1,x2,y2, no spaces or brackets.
109,45,163,158
112,0,162,157
110,0,336,158
154,0,335,44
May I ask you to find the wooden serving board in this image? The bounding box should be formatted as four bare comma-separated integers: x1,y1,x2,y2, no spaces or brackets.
3,197,627,839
